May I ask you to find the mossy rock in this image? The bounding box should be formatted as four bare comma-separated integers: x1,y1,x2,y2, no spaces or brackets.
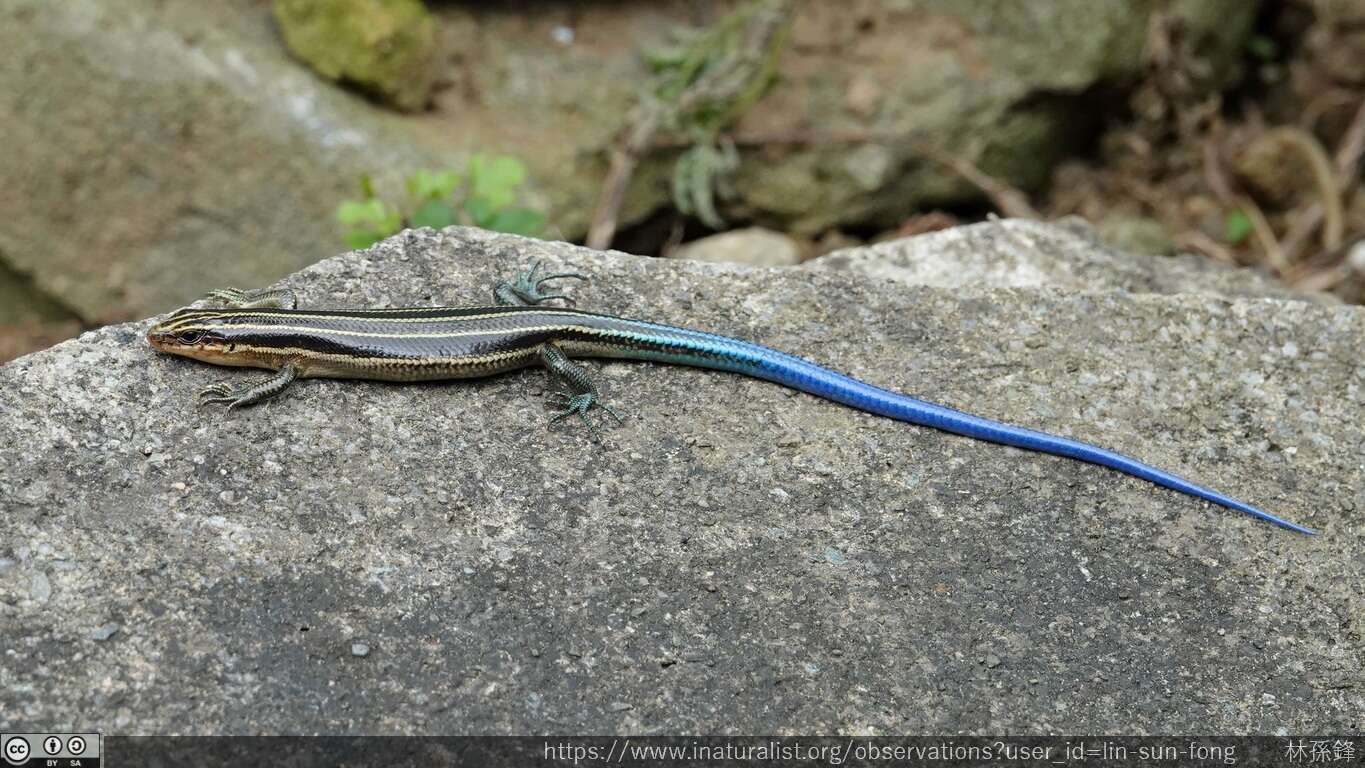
274,0,437,112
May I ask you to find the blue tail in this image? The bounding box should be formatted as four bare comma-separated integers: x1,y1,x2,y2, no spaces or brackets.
760,348,1314,534
611,320,1316,535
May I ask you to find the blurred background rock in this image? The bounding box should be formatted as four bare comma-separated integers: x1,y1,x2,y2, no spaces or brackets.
1,0,1361,362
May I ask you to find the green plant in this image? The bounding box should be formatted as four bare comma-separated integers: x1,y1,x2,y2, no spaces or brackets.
336,176,404,250
1246,34,1279,62
336,156,546,249
1224,208,1253,245
461,155,547,235
643,0,792,229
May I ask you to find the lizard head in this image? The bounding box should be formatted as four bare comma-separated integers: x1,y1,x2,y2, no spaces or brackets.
147,309,242,366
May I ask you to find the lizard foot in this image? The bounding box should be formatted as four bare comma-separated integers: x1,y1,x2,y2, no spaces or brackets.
494,261,586,306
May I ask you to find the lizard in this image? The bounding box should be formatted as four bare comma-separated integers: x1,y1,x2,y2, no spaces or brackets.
146,262,1315,535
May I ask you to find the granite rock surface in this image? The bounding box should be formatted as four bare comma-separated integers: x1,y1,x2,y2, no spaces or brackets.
0,226,1360,734
808,218,1321,301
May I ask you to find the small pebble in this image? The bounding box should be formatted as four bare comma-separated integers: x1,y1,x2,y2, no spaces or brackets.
1348,240,1365,272
89,624,120,642
30,572,52,603
550,26,575,45
351,642,371,658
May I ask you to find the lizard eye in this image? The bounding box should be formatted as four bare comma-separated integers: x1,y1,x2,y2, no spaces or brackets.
177,330,204,344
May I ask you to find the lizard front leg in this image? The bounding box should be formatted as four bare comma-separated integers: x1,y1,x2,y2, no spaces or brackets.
539,343,624,442
198,364,298,410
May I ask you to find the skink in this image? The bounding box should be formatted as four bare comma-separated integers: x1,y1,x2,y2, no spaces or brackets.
146,264,1315,535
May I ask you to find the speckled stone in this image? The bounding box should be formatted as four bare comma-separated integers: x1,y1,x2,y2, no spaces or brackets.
808,217,1324,301
0,226,1360,734
671,227,806,267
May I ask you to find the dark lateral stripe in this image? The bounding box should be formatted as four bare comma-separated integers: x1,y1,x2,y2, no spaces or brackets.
215,305,598,320
208,322,696,361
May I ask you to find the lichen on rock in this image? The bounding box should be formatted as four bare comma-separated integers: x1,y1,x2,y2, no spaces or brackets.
273,0,438,112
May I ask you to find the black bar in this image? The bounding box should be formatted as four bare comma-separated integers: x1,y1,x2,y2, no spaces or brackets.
104,736,1360,768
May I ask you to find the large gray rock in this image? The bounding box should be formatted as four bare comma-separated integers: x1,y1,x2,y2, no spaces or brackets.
1,227,1360,733
728,0,1259,236
809,218,1319,300
671,227,806,267
0,261,77,326
0,0,446,323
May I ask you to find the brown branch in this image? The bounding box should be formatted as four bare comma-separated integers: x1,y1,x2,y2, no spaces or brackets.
1291,262,1352,293
1201,134,1235,205
1277,100,1365,270
586,0,795,250
1254,127,1343,251
1280,202,1324,266
1284,231,1358,280
1300,88,1356,135
1174,231,1237,265
1283,98,1365,282
907,141,1039,219
1236,194,1287,275
1285,235,1364,292
652,128,889,148
1334,96,1365,183
587,112,663,251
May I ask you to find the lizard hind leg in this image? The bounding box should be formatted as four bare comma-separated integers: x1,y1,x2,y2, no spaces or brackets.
539,343,624,442
493,261,587,306
203,287,299,310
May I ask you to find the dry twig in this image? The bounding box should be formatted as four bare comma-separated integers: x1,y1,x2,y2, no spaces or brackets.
1173,231,1237,265
1283,99,1365,277
1281,202,1325,266
1200,134,1234,205
1256,127,1343,251
907,141,1039,219
586,0,794,250
1236,194,1287,274
652,128,887,148
1334,97,1365,182
1286,236,1363,292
